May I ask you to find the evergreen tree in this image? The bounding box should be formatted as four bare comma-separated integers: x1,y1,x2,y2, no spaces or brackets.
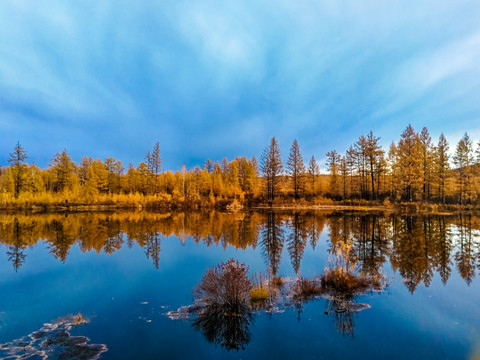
8,142,28,198
286,139,305,199
146,142,162,194
260,137,283,200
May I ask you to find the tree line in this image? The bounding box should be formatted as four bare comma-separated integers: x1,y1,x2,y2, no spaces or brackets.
321,125,480,204
1,124,480,206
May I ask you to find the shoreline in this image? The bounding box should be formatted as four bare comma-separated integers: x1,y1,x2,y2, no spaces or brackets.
0,200,477,215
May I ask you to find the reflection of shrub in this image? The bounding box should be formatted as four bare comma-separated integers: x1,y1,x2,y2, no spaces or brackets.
193,305,253,351
292,277,322,300
195,259,252,310
250,287,269,302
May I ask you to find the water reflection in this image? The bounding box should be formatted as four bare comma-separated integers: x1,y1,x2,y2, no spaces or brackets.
193,304,254,351
1,212,480,290
325,296,356,337
260,212,284,276
6,219,26,272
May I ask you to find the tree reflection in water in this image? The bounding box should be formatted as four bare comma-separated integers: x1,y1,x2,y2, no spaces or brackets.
6,218,26,271
1,211,480,290
4,211,480,350
260,212,284,277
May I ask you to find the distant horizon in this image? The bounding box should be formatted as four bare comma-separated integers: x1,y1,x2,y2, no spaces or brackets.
1,1,479,170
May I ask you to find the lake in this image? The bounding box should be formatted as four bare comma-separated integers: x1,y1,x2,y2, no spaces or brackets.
0,211,479,359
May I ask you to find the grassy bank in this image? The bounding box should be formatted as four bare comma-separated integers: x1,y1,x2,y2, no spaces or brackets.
0,191,478,214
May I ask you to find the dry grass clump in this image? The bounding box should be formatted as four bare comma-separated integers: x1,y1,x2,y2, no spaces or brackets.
193,259,254,351
195,259,252,310
320,268,368,293
250,287,269,302
72,312,86,325
249,273,270,304
320,240,369,293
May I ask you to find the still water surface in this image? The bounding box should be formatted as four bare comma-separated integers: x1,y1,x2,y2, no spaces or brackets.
0,211,479,359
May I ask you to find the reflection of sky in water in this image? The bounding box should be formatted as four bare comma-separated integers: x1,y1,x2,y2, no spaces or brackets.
0,213,479,359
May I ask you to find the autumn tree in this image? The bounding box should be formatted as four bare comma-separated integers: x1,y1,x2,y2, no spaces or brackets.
8,142,28,198
221,157,229,176
204,159,215,173
326,150,341,198
345,146,356,196
251,156,259,176
78,156,93,185
22,164,44,194
146,142,162,194
364,131,384,200
339,156,348,199
237,156,257,196
105,157,124,193
386,142,398,200
260,137,283,200
453,133,474,205
419,127,434,201
308,156,320,196
50,150,76,192
396,125,423,202
353,136,368,198
227,160,241,198
286,139,305,199
88,159,109,193
434,134,449,204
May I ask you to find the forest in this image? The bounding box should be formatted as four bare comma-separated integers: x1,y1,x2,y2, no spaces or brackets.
1,124,480,210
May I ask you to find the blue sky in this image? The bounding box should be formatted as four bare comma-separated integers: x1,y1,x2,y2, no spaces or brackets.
1,0,479,170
